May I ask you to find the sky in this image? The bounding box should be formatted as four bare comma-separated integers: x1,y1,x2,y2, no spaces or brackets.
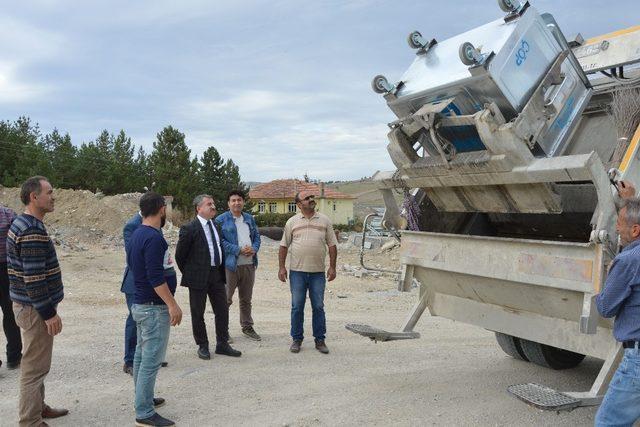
1,0,639,182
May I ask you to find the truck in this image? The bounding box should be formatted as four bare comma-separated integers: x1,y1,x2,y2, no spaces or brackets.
348,0,640,411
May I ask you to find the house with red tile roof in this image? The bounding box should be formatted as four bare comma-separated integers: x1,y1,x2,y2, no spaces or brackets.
249,179,355,225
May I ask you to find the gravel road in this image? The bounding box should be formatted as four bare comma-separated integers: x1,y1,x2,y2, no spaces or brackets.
0,243,599,426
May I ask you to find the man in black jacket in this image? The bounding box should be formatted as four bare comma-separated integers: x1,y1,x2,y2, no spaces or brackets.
175,194,241,360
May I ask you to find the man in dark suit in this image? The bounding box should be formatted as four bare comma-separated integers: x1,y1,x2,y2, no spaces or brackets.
175,194,241,360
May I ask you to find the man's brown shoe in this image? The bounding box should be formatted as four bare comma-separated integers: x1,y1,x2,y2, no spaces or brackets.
42,404,69,419
315,340,329,354
290,340,302,353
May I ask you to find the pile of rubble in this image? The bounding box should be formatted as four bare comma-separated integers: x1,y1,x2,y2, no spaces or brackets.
0,187,145,250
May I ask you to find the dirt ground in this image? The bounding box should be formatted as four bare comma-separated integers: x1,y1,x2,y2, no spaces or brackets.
0,234,602,426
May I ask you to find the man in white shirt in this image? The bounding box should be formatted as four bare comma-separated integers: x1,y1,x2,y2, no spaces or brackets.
175,194,241,360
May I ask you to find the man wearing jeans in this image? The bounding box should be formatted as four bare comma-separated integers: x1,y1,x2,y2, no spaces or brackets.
128,192,182,427
279,189,337,354
595,196,640,426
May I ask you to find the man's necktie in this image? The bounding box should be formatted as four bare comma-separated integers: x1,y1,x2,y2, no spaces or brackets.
207,220,221,266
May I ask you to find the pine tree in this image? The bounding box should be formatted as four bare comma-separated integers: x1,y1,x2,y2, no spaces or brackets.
222,159,252,211
0,117,49,186
199,146,225,206
133,146,151,192
75,142,103,191
43,129,78,188
111,130,136,194
149,126,195,209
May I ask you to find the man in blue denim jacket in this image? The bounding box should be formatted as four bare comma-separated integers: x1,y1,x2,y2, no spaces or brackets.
215,190,262,341
595,195,640,426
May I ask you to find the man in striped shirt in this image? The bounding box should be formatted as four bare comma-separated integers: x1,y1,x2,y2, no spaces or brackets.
7,176,68,427
279,190,338,354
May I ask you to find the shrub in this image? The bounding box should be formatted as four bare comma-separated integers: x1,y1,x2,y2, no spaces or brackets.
333,221,363,232
255,212,296,227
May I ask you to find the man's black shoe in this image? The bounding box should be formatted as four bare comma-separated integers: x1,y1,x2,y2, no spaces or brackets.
153,398,166,408
135,413,175,427
215,342,242,357
197,346,211,360
161,362,168,367
123,363,133,375
7,355,21,370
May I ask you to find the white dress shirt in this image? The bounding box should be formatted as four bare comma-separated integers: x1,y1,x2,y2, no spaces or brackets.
197,215,222,266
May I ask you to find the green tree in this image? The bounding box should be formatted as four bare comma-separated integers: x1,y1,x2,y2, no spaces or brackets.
0,117,49,186
222,159,252,211
149,126,197,209
75,142,103,191
111,130,137,194
198,147,251,211
94,130,117,193
133,146,152,192
0,118,252,211
42,129,78,188
199,146,225,205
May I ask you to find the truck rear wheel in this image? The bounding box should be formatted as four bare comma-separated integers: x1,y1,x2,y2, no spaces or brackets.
494,332,529,361
519,339,585,370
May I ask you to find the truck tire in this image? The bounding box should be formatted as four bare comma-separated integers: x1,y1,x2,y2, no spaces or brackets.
494,332,529,361
519,339,586,370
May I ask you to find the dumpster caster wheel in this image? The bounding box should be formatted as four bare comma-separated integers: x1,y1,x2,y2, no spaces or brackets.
498,0,518,13
459,42,477,66
407,30,424,49
371,74,391,94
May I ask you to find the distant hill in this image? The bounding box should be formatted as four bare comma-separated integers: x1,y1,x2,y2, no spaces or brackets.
328,178,402,220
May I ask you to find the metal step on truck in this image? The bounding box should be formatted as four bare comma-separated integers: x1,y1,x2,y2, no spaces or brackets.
347,0,640,411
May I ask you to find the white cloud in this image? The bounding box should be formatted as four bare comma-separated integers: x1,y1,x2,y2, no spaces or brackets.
6,0,634,183
0,16,65,62
0,62,51,104
174,88,394,180
0,16,64,104
185,119,392,181
179,89,343,123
